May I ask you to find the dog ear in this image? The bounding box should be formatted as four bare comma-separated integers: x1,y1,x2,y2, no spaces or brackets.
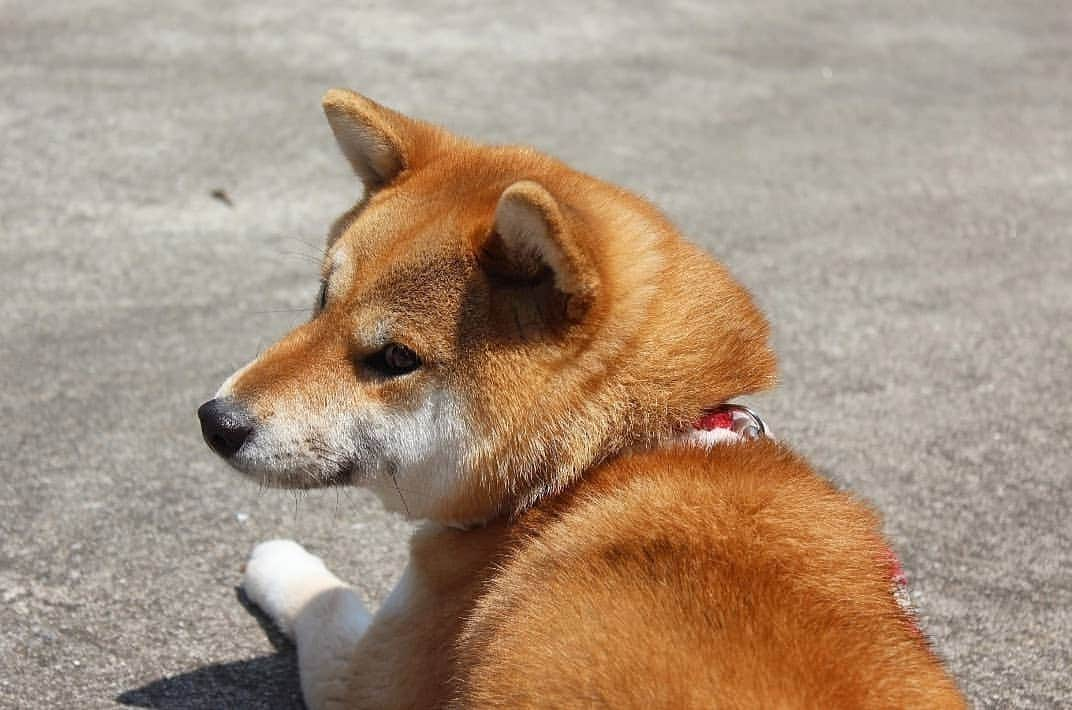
487,180,600,321
322,89,417,190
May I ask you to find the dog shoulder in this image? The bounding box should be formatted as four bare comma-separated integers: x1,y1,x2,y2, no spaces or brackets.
451,442,964,708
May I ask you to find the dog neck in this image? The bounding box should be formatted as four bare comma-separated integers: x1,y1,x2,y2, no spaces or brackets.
444,403,771,531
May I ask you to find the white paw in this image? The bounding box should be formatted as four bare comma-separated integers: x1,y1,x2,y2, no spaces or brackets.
242,539,329,638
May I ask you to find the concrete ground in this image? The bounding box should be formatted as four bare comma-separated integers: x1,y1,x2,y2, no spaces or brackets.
2,1,1069,707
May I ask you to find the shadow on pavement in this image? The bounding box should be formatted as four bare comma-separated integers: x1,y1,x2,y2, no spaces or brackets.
117,589,305,709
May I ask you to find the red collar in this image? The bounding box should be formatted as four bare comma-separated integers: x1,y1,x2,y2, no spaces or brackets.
690,403,769,445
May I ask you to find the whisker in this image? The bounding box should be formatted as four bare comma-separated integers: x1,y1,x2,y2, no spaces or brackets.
247,307,313,315
287,236,327,253
274,250,323,266
512,303,527,343
384,482,438,500
389,467,411,516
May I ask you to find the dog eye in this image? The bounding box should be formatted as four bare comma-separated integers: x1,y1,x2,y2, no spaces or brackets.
366,343,422,376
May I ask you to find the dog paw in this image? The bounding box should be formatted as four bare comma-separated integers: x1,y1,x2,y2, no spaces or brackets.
242,539,329,639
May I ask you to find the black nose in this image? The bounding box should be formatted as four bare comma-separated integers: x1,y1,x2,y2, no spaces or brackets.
197,398,254,459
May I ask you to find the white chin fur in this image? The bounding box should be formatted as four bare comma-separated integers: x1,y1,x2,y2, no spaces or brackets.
360,389,470,518
226,387,472,518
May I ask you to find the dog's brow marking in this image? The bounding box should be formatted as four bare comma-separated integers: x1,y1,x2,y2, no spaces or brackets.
326,244,353,298
332,244,349,269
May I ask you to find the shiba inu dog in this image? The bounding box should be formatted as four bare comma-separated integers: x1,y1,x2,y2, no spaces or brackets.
198,89,965,708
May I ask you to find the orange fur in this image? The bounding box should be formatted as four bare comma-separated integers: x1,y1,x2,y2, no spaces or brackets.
213,90,964,708
456,442,963,708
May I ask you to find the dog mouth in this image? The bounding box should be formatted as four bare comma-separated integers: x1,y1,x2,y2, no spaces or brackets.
322,458,357,486
219,444,359,490
302,443,350,484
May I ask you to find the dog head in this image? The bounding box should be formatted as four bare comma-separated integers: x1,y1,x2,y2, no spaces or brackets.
199,90,776,525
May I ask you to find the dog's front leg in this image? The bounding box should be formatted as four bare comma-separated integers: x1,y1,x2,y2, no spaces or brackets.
243,523,505,709
242,539,371,709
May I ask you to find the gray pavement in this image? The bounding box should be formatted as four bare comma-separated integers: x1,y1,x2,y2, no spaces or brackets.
1,1,1070,707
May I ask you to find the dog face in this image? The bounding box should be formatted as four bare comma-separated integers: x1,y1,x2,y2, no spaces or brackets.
199,90,776,524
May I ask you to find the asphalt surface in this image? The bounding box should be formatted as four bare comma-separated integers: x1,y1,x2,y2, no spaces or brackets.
2,1,1070,707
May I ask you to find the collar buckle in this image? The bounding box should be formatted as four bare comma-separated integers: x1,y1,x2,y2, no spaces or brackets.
694,403,769,441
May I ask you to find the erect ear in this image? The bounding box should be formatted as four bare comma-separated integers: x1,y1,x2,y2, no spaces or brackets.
490,180,600,320
322,89,414,190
